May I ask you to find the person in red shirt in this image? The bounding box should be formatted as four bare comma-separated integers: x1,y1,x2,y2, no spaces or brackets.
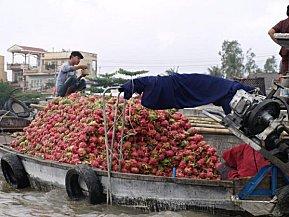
268,5,289,76
217,144,269,180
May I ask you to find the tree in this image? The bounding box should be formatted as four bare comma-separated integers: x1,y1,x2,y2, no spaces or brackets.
0,82,46,107
165,67,179,75
219,40,244,78
208,66,223,78
207,40,264,78
245,48,259,75
88,72,128,93
0,82,15,109
264,56,278,73
117,68,148,78
88,68,149,93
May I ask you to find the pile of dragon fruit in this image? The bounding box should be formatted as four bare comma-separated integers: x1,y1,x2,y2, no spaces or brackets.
11,93,220,180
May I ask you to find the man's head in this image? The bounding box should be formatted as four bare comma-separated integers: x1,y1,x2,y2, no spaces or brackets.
69,51,84,65
287,5,289,16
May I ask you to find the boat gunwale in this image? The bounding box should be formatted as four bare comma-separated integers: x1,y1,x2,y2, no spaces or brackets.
0,144,235,188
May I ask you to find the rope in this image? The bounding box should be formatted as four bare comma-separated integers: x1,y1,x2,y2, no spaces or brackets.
118,101,126,172
102,93,112,205
103,91,126,205
102,80,138,205
127,78,137,139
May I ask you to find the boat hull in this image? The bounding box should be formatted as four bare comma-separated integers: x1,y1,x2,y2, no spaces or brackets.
0,145,240,212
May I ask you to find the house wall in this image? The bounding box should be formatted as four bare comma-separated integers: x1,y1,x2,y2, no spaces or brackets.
25,74,56,91
0,55,7,81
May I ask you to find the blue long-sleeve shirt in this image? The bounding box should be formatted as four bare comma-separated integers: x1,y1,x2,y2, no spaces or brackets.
55,62,77,92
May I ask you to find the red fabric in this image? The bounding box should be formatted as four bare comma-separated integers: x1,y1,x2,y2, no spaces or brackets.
222,144,269,180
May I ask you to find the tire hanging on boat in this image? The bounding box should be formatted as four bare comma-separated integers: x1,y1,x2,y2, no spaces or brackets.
4,98,30,118
0,153,30,189
65,165,104,204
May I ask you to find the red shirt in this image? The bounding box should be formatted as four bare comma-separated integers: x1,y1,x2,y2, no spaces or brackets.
273,17,289,57
222,144,269,179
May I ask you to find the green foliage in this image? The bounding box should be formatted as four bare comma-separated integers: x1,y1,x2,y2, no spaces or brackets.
15,92,44,102
208,40,245,78
89,86,105,93
89,75,128,87
219,40,244,78
0,82,16,108
88,68,148,93
88,72,129,93
0,82,47,108
98,72,117,78
117,68,148,77
208,40,276,78
208,66,224,78
165,67,178,75
245,48,259,75
264,56,278,73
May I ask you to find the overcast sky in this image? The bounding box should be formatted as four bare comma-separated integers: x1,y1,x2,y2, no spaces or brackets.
0,0,288,77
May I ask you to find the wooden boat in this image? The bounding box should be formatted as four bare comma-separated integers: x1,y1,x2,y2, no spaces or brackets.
0,131,286,217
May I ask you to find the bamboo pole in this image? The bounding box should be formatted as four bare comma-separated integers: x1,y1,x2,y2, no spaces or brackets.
188,118,216,122
187,115,217,120
189,119,219,123
194,127,231,134
189,120,221,125
188,115,215,118
190,123,226,129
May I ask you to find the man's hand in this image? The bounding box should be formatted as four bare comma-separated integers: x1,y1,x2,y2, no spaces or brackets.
81,69,89,76
77,69,89,80
74,65,88,70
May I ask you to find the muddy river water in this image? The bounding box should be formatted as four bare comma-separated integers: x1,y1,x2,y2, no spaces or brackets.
0,177,246,217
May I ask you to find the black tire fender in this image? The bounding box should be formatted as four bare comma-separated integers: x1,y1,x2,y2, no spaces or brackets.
65,165,104,204
1,153,30,189
4,98,30,118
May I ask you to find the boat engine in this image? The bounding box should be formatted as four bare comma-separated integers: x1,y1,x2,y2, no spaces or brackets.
203,34,289,213
224,87,289,163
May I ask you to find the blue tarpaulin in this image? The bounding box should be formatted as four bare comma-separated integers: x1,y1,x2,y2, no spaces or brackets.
120,73,254,114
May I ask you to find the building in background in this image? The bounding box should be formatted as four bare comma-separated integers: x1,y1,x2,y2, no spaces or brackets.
7,45,46,88
0,55,7,82
7,45,97,92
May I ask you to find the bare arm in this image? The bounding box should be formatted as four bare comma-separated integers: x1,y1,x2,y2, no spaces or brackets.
61,64,87,74
268,28,278,44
